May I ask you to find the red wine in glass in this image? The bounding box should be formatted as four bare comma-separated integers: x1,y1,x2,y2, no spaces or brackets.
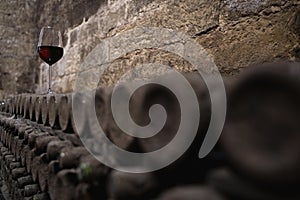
38,26,64,94
38,46,63,65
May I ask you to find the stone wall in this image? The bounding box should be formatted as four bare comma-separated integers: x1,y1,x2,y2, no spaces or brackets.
1,0,299,95
39,0,300,93
0,0,38,97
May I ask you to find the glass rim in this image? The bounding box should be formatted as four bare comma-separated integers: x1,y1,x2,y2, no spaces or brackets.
37,26,63,48
41,26,62,31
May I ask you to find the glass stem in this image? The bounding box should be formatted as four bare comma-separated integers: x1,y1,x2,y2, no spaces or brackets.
48,64,53,94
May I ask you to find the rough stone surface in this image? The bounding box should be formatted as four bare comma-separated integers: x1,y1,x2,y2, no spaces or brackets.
0,0,299,95
0,0,38,97
44,0,300,93
197,0,300,75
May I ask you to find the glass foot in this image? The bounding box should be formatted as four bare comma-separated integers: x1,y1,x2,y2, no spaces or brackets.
47,88,54,94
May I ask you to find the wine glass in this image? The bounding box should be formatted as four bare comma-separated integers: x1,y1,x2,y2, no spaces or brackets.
37,26,64,94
